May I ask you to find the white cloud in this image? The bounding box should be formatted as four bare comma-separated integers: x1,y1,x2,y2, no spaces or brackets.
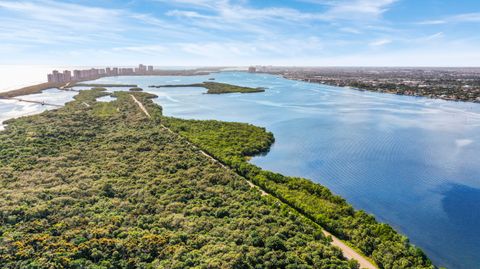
166,10,209,19
301,0,398,20
339,27,362,34
1,0,475,66
178,36,324,59
423,32,444,41
164,0,398,23
0,0,130,47
418,20,446,25
419,12,480,25
113,45,167,54
163,1,325,37
165,1,320,23
369,39,392,47
0,0,123,31
0,0,213,50
456,139,473,148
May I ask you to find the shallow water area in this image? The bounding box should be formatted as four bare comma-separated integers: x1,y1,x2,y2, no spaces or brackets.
2,72,480,269
0,88,77,130
91,72,480,269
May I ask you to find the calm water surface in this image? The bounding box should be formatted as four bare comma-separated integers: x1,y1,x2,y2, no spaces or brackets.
0,88,77,130
1,72,479,269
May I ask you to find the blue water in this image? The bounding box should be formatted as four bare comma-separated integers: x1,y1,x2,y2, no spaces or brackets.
1,72,479,269
0,88,77,130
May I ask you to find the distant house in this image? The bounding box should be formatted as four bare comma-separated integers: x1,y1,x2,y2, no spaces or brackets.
248,66,256,73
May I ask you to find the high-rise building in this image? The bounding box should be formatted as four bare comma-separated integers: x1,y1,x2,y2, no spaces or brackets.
73,70,81,80
48,65,148,84
63,70,72,82
90,68,99,77
52,70,62,83
80,70,88,79
137,64,147,74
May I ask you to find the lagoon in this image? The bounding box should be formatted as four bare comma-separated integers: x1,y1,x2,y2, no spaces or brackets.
1,72,479,269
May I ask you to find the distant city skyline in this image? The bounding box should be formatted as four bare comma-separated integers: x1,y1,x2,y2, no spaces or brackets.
46,64,154,83
0,0,479,66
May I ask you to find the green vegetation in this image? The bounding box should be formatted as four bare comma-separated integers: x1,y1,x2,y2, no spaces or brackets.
149,82,265,94
0,87,435,268
162,118,435,269
129,87,143,92
0,82,64,98
0,89,359,268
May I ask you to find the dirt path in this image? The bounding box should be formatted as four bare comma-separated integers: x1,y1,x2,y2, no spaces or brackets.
130,94,151,118
130,94,376,268
7,97,62,107
323,230,376,269
60,82,71,89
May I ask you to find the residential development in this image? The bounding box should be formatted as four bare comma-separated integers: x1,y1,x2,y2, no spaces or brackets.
47,64,155,83
250,66,480,103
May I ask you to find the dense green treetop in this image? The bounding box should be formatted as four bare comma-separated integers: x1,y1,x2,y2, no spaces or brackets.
0,88,434,268
148,82,265,94
0,89,357,268
162,116,435,269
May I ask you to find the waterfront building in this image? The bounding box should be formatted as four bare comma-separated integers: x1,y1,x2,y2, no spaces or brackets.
138,64,147,74
52,70,59,82
63,70,72,82
248,66,256,73
120,68,134,75
73,70,81,80
51,70,64,83
47,64,156,83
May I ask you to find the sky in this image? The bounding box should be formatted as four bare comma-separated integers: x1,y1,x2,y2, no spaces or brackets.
0,0,479,66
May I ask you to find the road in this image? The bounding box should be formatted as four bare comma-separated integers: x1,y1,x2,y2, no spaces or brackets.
6,97,62,107
130,94,376,269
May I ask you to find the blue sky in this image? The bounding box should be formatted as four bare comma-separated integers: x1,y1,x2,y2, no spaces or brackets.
0,0,479,66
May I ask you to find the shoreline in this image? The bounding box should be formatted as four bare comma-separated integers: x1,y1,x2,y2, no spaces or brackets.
148,82,265,94
252,70,480,103
282,75,480,103
0,69,216,99
0,81,68,99
0,72,453,268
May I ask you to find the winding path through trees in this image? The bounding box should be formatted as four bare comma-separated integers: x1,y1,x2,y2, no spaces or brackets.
130,94,376,269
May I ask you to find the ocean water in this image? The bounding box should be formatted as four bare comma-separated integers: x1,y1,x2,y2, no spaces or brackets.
0,88,77,130
1,72,479,269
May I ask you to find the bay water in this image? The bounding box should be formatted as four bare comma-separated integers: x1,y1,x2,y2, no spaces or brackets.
1,72,479,269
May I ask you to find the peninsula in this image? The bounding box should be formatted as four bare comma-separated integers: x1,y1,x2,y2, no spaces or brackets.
0,87,434,268
249,66,480,103
149,81,266,94
0,64,221,99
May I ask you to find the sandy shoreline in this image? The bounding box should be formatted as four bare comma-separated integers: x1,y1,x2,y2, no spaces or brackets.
0,69,219,99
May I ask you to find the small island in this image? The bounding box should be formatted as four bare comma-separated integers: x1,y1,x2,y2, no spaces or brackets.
0,88,434,268
149,81,266,94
